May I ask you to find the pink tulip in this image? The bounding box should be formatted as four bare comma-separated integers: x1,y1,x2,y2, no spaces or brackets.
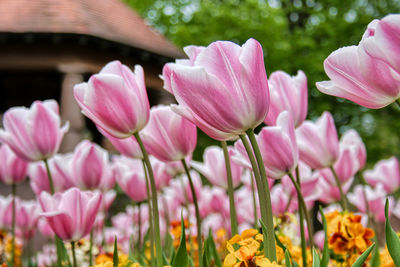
71,140,113,190
315,169,354,204
364,156,400,194
191,145,242,189
74,60,150,138
264,70,308,127
150,156,172,189
163,38,269,141
0,144,28,185
235,186,259,225
348,184,393,222
257,111,298,179
100,190,117,212
0,100,69,161
339,129,367,170
199,187,229,218
0,195,13,229
296,112,339,169
170,170,203,204
39,187,102,241
29,161,70,194
317,16,400,109
202,213,229,236
38,217,55,238
140,105,197,162
16,200,40,239
98,127,143,159
361,14,400,77
281,161,320,205
270,184,291,215
116,167,148,203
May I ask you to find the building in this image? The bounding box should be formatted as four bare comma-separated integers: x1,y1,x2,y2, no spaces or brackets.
0,0,183,151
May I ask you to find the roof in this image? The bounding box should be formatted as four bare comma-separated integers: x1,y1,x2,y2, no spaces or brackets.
0,0,184,58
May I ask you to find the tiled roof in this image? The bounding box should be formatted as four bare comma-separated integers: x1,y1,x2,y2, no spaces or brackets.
0,0,184,58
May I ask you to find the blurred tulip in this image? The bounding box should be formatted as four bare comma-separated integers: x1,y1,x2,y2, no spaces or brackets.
29,161,70,194
264,70,308,127
116,167,148,203
348,184,393,222
163,38,269,141
339,129,367,170
141,105,197,162
100,190,117,212
98,127,143,159
315,169,354,204
38,217,55,238
364,156,400,194
71,140,113,190
39,187,102,241
15,200,40,239
0,195,13,229
270,184,291,215
0,100,69,161
170,170,203,204
296,112,339,169
0,144,28,185
257,111,298,179
191,145,242,189
74,60,150,138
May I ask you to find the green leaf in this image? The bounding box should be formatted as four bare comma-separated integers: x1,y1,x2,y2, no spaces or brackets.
319,206,329,267
370,241,380,267
172,214,189,267
385,199,400,266
312,248,320,267
351,243,375,267
206,230,222,267
285,249,292,267
113,236,119,267
128,234,135,261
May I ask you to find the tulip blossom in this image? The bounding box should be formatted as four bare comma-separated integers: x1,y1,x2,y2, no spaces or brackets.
191,145,242,189
15,200,40,239
162,38,269,141
169,171,203,204
29,161,70,194
315,170,354,204
0,144,28,185
270,184,291,215
116,167,148,203
0,195,14,229
348,184,393,222
140,105,197,162
361,14,400,77
39,187,102,241
339,129,367,170
98,127,143,159
264,70,308,127
296,111,339,169
71,140,113,190
0,100,69,161
74,60,150,138
256,111,298,179
364,156,400,194
316,16,400,109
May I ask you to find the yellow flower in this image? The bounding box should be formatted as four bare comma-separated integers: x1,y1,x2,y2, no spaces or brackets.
380,246,394,267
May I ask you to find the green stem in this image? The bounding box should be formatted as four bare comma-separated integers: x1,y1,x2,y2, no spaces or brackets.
137,202,142,253
43,158,64,267
43,159,55,194
245,129,277,261
250,173,258,229
181,159,203,267
71,241,77,267
178,174,194,258
142,159,155,267
221,141,239,236
134,133,163,267
89,230,93,266
329,166,348,210
396,98,400,107
11,183,16,267
239,133,275,261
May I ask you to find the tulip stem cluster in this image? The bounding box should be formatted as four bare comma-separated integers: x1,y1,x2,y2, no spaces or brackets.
134,132,163,267
221,141,239,236
329,166,348,210
71,241,77,267
240,130,277,261
43,159,55,195
181,159,203,267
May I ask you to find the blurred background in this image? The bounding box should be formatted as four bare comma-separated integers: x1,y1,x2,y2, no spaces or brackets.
0,0,399,169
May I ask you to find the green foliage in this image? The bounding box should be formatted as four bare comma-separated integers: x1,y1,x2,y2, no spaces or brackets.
385,199,400,266
312,248,320,267
113,236,119,267
125,0,400,163
351,243,375,267
318,206,329,267
172,215,189,267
